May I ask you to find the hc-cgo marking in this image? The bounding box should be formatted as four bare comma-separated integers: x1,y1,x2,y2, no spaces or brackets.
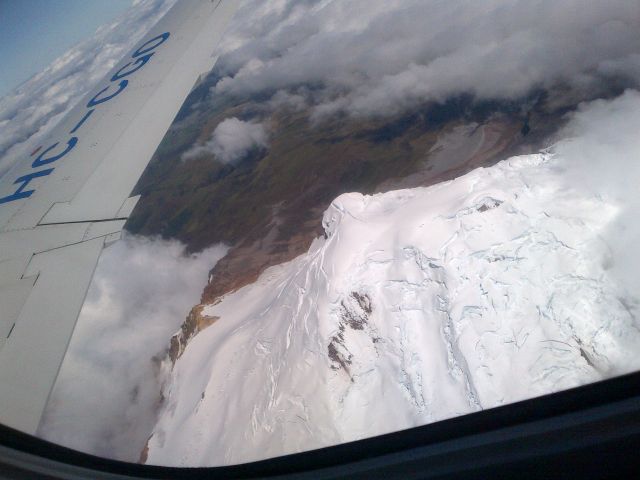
0,32,171,205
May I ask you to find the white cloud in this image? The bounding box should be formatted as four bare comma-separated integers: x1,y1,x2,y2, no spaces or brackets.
37,235,227,462
552,89,640,300
0,0,178,177
212,0,640,118
268,89,308,112
182,117,268,163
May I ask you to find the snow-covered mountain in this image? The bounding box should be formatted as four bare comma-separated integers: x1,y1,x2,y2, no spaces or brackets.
145,92,640,466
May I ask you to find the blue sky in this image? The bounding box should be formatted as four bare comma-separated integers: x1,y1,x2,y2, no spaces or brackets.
0,0,132,98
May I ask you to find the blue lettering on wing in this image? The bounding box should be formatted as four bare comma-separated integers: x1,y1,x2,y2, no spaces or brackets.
87,80,128,108
31,137,78,168
111,53,153,82
70,109,94,134
0,169,55,205
1,31,171,206
133,32,170,57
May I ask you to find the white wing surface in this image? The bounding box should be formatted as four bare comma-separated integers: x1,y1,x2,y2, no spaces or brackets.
0,0,238,434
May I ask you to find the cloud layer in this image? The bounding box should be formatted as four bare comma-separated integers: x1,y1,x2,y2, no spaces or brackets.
0,0,177,176
553,89,640,301
38,235,227,461
182,117,268,163
4,0,640,175
212,0,640,118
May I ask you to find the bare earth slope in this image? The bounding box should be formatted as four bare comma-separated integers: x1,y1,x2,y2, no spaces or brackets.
128,93,565,313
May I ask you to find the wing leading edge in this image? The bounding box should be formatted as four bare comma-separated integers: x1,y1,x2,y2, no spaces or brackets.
0,0,238,434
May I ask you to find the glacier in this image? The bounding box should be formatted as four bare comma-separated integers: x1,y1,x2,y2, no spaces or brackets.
145,92,640,466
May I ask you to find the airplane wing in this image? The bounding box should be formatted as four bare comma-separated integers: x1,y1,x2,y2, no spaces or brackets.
0,0,238,435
